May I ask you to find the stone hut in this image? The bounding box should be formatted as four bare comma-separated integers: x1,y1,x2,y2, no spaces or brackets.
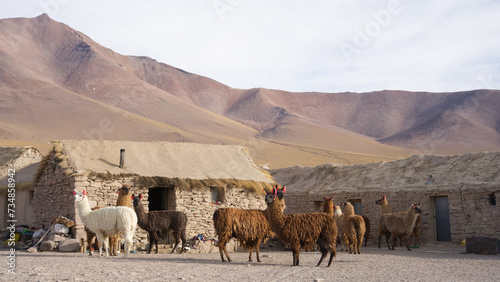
33,140,275,249
271,152,500,244
0,146,43,229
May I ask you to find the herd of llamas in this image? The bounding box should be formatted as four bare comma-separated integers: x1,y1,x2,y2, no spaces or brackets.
74,185,422,267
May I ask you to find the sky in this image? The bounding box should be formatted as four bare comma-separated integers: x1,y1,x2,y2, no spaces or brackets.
1,0,499,93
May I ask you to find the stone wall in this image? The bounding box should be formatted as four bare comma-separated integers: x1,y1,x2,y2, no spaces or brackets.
284,185,499,244
132,184,267,251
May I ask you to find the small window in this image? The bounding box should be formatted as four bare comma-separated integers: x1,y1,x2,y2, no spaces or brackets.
29,190,34,205
210,187,224,204
348,199,363,215
490,193,496,206
314,201,323,211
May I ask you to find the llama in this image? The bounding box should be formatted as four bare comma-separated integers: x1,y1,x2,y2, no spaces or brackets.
322,196,334,215
265,186,337,267
74,189,137,257
381,203,422,251
132,194,188,254
109,185,132,256
213,207,274,262
334,204,344,250
375,195,422,247
85,207,100,256
341,202,366,254
361,215,371,247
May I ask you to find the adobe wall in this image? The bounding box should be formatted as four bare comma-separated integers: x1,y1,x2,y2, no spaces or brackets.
284,184,499,244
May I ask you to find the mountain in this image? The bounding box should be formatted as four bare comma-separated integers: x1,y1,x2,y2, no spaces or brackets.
1,14,499,168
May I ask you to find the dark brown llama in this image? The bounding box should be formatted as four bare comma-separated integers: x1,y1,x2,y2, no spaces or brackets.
132,194,188,254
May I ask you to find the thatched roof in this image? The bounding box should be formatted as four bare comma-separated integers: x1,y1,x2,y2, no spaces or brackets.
42,140,275,192
271,151,500,194
0,146,43,193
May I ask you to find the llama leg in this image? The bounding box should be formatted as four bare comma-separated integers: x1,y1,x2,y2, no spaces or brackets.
390,236,397,250
122,231,131,257
96,233,105,257
327,246,336,267
385,233,392,250
218,240,228,262
171,231,181,254
248,247,254,262
180,228,187,254
405,237,412,251
255,239,262,262
147,232,154,254
291,245,300,266
316,245,328,267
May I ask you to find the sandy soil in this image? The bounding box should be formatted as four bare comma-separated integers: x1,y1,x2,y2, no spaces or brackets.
2,242,499,281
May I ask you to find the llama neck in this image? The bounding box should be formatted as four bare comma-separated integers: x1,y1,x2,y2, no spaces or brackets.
344,205,355,216
116,194,131,207
334,206,342,217
323,201,334,215
266,200,286,234
380,200,391,214
404,207,419,229
133,202,149,228
76,197,92,220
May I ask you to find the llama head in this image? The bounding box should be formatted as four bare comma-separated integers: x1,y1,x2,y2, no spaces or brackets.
265,185,286,210
412,203,422,214
375,195,387,205
344,202,355,214
116,184,131,197
132,194,143,207
73,189,86,202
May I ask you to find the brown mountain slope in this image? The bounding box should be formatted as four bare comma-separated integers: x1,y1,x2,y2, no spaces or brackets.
1,14,498,168
224,88,500,155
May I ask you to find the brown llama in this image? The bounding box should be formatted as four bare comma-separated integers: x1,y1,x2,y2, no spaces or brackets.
375,195,422,247
265,186,337,267
322,196,334,215
341,202,366,254
213,207,274,262
109,185,132,256
85,207,100,256
380,203,422,251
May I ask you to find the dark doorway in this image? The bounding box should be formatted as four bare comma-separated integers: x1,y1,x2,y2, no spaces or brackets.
349,199,363,215
147,186,176,246
434,196,451,241
148,186,175,211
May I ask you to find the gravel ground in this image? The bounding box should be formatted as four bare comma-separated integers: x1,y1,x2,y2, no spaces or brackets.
2,242,499,281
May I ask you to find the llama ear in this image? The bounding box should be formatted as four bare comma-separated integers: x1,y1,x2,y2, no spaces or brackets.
383,195,386,200
140,194,143,199
131,195,134,199
282,186,286,193
330,196,334,201
83,190,87,196
73,190,76,196
116,189,120,194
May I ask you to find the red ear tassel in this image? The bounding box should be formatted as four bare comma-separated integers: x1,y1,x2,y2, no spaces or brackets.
116,189,120,194
131,195,134,199
83,190,87,196
73,190,76,196
383,195,386,200
140,194,143,199
282,186,286,193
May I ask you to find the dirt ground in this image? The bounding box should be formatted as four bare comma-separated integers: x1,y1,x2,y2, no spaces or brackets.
1,242,499,281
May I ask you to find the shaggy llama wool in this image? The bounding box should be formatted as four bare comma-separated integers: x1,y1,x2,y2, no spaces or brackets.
213,207,274,262
265,186,337,267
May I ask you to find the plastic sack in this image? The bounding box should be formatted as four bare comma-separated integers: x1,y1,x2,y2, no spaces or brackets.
53,224,69,234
